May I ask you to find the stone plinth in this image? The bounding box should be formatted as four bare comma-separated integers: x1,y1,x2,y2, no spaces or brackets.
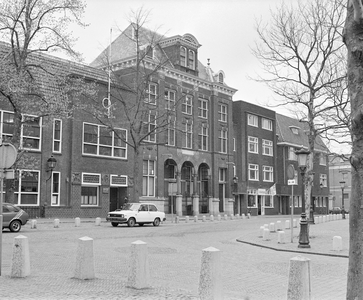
74,236,95,280
198,247,222,300
127,240,149,289
287,256,311,300
11,235,30,278
333,236,342,251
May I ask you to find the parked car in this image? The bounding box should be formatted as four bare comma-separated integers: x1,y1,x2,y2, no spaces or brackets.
106,203,166,227
2,203,29,232
329,207,342,214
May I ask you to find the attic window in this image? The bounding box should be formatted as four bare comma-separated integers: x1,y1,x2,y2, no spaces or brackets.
289,126,300,135
218,73,224,84
188,50,195,69
180,46,186,67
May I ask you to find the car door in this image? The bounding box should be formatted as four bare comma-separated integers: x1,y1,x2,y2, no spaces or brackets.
2,204,13,227
136,204,149,223
148,204,158,221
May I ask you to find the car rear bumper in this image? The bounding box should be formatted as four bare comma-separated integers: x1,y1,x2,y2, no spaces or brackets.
106,217,127,223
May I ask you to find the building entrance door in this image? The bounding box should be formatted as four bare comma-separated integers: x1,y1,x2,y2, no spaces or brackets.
109,187,127,211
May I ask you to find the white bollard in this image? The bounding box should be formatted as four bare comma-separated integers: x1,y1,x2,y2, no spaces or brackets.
259,226,265,238
95,217,101,226
224,214,228,221
287,256,311,300
235,214,239,219
323,216,326,223
210,215,214,222
277,231,286,244
242,213,246,219
293,219,297,228
276,220,282,231
127,240,149,289
269,222,276,232
285,220,290,229
30,219,37,229
333,236,343,251
262,228,270,241
185,216,189,223
314,216,319,224
194,215,198,222
198,247,222,300
175,216,180,223
54,219,60,228
319,216,323,223
247,213,251,218
217,215,221,221
202,216,206,222
75,217,81,227
74,236,95,280
11,235,30,278
264,223,269,229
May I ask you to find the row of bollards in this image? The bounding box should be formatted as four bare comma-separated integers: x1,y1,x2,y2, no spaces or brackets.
8,234,222,299
174,213,251,223
30,217,103,229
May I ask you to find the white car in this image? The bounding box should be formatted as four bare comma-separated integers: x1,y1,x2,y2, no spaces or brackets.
106,203,166,227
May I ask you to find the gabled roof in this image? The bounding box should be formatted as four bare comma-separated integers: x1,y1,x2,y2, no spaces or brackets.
276,113,328,152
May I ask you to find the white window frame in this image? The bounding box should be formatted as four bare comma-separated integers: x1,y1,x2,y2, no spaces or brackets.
182,94,193,115
219,129,227,153
218,104,227,122
198,99,208,119
145,83,157,105
289,147,297,161
15,170,40,206
83,122,127,159
263,166,274,182
21,114,42,151
199,124,208,151
165,89,176,111
262,118,273,131
263,195,273,208
180,46,187,67
143,160,155,197
110,175,128,187
184,121,193,149
145,112,157,142
188,50,195,69
247,114,258,127
167,116,175,146
248,136,258,154
81,172,101,206
51,171,61,206
262,139,273,156
248,164,259,181
53,119,62,153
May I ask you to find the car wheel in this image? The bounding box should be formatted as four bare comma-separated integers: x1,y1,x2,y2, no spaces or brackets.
9,220,21,232
153,218,160,226
111,222,119,227
127,218,136,227
139,223,144,226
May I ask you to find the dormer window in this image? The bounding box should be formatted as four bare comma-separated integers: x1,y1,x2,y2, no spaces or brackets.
146,45,153,59
289,126,300,135
188,50,195,69
180,47,186,67
218,73,224,84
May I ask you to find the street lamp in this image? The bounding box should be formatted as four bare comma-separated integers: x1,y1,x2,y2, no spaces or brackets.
295,148,310,248
340,181,346,219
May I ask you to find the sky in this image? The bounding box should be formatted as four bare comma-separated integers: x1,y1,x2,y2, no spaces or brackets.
69,0,294,116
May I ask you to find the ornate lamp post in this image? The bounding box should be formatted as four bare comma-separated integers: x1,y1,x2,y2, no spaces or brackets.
340,180,346,219
295,148,310,248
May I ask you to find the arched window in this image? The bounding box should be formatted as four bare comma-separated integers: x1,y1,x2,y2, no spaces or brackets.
188,50,195,69
218,72,224,84
180,47,186,67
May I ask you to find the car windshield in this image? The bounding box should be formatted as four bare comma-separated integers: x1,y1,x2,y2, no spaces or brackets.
122,203,140,211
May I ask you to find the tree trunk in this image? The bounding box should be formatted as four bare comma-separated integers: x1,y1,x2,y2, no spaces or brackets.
344,3,363,298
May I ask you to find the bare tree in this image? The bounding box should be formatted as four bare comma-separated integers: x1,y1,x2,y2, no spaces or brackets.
343,0,363,298
252,0,347,218
0,0,96,201
87,8,187,202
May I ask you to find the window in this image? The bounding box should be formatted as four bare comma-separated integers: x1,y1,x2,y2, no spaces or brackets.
51,172,60,206
199,124,208,151
167,116,175,146
263,166,273,182
219,168,227,182
262,139,273,156
248,195,256,207
165,89,176,110
218,73,224,84
248,164,259,181
184,121,193,149
145,45,154,59
15,170,40,205
22,115,41,150
180,47,186,67
218,104,227,122
2,111,14,142
182,94,193,115
264,195,273,207
144,112,157,142
81,173,101,206
288,147,297,160
198,99,208,119
219,129,227,153
83,123,127,159
53,119,62,153
143,160,155,197
262,118,273,131
144,83,157,105
248,136,258,153
320,174,327,187
188,50,195,69
319,153,326,165
248,114,258,127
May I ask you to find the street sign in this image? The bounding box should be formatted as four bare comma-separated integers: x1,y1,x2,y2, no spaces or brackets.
288,179,297,185
287,165,295,180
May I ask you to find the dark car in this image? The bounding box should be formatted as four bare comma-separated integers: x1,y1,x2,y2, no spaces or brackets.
2,203,29,232
329,207,342,214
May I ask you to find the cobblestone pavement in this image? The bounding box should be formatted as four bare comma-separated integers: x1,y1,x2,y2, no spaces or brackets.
0,214,348,299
